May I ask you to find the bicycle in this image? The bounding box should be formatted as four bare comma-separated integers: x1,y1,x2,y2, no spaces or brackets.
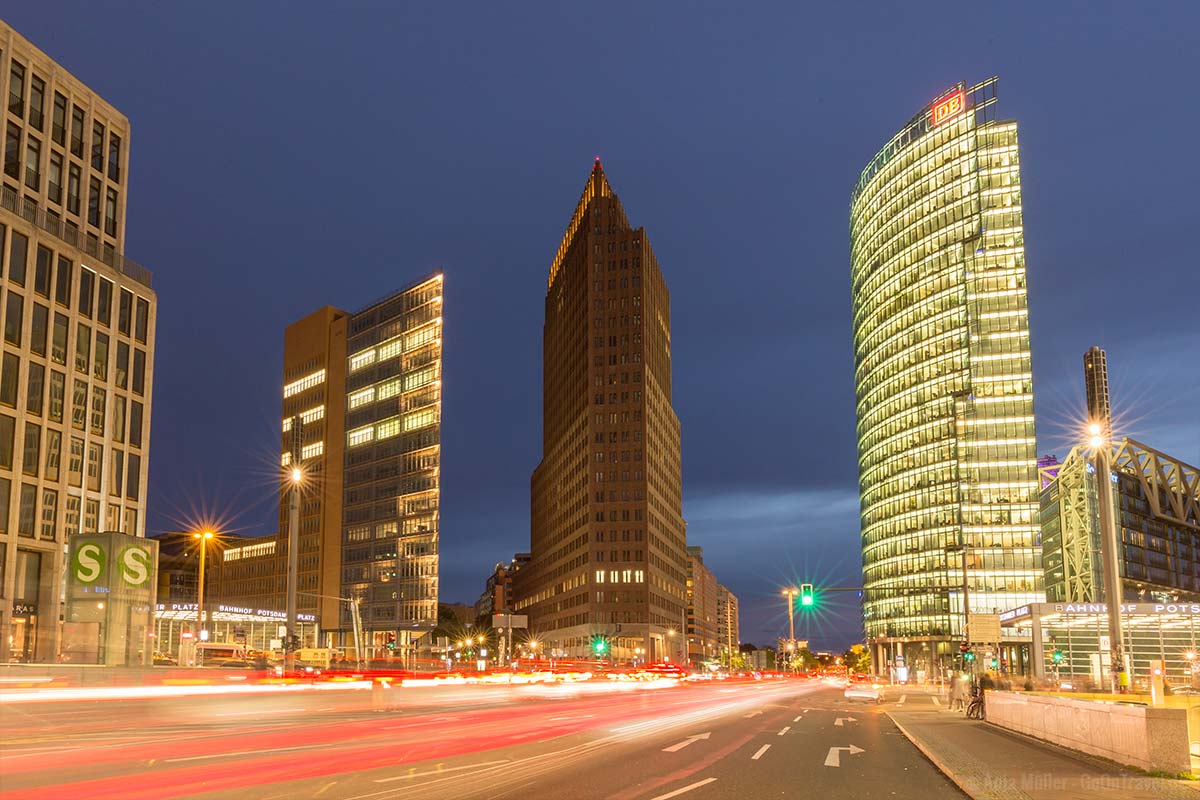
965,692,985,720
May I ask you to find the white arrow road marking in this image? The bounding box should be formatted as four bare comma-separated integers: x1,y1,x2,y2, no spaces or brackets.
824,744,865,767
751,744,771,760
897,694,907,705
931,696,940,706
661,732,712,753
777,726,790,736
793,715,803,722
743,710,763,718
650,777,718,800
834,717,857,726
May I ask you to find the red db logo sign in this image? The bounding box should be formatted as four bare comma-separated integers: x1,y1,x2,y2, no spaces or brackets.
931,91,965,126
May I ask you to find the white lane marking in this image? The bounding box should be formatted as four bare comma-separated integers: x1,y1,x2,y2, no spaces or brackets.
651,777,718,800
931,696,940,706
549,713,596,721
824,744,865,767
897,694,907,705
662,732,712,752
742,710,763,718
777,726,790,736
166,744,315,763
793,715,803,722
751,744,771,760
214,708,303,717
374,760,511,783
834,717,857,726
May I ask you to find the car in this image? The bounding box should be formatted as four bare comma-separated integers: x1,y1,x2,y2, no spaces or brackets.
844,682,882,703
204,658,259,670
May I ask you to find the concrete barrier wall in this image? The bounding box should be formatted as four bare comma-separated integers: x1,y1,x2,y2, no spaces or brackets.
987,691,1192,774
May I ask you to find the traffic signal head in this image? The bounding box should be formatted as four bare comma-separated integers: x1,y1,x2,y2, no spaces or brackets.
1052,649,1064,664
800,584,814,607
963,651,975,662
386,632,396,651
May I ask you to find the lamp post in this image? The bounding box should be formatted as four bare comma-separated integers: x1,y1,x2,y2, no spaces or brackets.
285,465,302,673
781,588,798,670
1091,422,1126,693
192,530,214,653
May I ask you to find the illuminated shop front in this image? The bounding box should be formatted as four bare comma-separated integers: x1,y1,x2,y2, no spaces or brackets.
851,77,1043,665
153,603,317,656
1000,602,1200,686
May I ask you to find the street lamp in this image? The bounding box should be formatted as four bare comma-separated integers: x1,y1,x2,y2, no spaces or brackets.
781,588,798,670
285,464,303,672
192,530,215,649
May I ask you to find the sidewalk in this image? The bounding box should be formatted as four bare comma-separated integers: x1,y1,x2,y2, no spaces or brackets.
888,706,1199,800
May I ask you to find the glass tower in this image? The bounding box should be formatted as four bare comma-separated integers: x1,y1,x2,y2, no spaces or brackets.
850,78,1043,661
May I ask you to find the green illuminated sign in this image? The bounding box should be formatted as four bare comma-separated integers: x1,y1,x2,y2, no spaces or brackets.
73,542,107,584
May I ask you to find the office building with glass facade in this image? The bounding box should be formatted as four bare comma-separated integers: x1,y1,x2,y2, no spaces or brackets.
850,78,1043,670
0,23,156,662
341,276,443,658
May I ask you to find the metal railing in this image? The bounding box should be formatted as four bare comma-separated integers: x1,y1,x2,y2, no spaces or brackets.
0,184,153,288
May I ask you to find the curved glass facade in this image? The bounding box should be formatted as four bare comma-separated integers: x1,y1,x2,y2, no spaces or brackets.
850,78,1043,648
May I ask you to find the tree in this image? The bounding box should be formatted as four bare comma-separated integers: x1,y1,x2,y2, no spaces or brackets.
841,645,871,674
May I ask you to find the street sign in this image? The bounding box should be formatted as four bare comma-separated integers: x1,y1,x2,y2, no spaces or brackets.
492,614,528,629
967,614,1002,643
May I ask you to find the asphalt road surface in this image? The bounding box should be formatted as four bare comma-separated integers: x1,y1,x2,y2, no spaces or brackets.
0,678,964,799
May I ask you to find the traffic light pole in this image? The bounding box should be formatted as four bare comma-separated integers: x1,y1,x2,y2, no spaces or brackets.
285,415,302,675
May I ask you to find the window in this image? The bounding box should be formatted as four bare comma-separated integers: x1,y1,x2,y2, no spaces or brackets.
87,442,101,491
48,371,64,423
75,324,91,374
3,122,19,179
67,163,80,214
0,352,19,407
30,304,47,356
126,453,141,501
24,136,40,190
40,489,58,540
118,289,132,334
91,121,105,171
109,449,123,496
48,151,62,204
108,133,121,181
51,313,67,365
52,92,67,145
0,415,13,469
111,395,125,443
129,401,143,447
348,388,374,409
71,378,87,430
93,333,108,381
131,349,145,394
135,298,149,342
0,478,8,534
78,268,94,317
54,257,72,306
88,177,101,227
4,292,22,345
33,246,52,297
115,340,128,388
21,423,39,477
348,425,374,447
8,230,27,286
96,278,112,326
105,188,118,236
18,484,36,537
8,61,24,117
67,437,83,487
26,363,43,416
90,387,105,435
282,368,323,397
29,76,44,131
70,105,84,157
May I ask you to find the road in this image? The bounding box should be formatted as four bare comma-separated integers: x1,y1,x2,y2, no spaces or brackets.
0,678,964,799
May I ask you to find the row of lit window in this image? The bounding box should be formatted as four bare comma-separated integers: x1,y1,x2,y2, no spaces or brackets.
282,405,324,431
283,369,324,398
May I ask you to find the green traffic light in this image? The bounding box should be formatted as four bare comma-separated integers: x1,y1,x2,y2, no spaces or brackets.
592,637,607,655
800,583,814,607
963,652,975,662
1052,650,1063,664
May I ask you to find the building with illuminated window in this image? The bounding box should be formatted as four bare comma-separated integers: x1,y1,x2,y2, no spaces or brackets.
514,161,688,663
340,276,443,657
850,78,1043,671
716,584,740,667
0,23,156,662
1041,438,1200,604
686,546,719,665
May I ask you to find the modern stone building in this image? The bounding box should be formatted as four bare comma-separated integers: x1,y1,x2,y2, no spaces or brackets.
515,161,688,662
716,583,740,666
686,546,718,665
850,77,1043,671
0,22,156,662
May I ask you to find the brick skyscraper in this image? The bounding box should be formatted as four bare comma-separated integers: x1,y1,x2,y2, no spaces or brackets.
516,161,688,662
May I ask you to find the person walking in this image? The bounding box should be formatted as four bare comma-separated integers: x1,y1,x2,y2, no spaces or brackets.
948,672,962,711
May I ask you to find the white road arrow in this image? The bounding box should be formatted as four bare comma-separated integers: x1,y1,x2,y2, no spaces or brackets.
661,732,712,753
834,717,857,726
743,710,763,718
824,744,865,767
